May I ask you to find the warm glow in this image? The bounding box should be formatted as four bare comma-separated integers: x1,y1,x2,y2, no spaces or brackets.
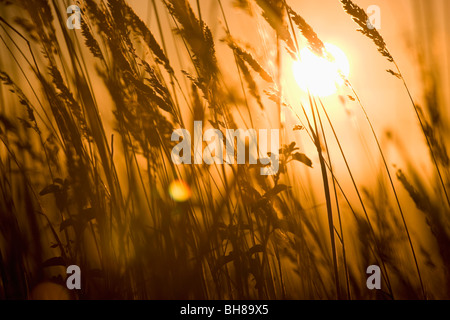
169,179,192,202
292,43,350,97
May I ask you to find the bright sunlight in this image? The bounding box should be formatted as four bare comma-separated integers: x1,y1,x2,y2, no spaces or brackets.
293,43,350,97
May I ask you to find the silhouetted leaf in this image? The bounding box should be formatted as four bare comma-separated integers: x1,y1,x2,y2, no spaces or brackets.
39,184,60,196
60,218,75,232
42,256,65,268
53,178,64,185
265,184,290,198
292,152,313,167
387,69,402,79
216,252,236,270
288,141,297,151
280,142,299,155
247,244,264,256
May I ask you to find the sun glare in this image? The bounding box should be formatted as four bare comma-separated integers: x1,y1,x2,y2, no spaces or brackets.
169,179,192,202
292,43,350,97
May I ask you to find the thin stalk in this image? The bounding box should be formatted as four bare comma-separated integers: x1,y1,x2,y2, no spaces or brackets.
309,95,340,299
393,61,450,210
317,99,394,298
348,85,426,299
314,99,350,299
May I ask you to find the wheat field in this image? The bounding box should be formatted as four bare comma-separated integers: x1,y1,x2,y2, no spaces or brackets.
0,0,449,300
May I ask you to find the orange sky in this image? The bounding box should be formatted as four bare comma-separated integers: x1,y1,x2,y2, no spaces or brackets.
121,0,450,205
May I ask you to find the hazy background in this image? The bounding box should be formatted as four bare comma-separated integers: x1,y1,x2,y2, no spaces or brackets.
0,0,449,299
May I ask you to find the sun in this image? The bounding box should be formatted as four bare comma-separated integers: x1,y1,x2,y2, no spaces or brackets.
292,43,350,97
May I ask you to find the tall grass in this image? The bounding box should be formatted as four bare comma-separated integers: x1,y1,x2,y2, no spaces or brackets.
0,0,448,300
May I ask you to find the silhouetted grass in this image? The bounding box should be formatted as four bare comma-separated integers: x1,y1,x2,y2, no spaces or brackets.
0,0,448,300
